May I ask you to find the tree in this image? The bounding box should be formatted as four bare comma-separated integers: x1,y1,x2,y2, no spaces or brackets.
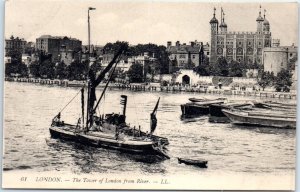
229,60,245,77
257,64,264,78
6,49,22,63
67,61,88,80
147,60,160,82
258,71,275,91
103,42,170,74
248,60,259,70
55,61,67,79
127,63,144,83
194,55,210,76
275,69,293,92
40,59,55,79
103,41,130,54
210,57,228,76
168,57,180,74
29,61,40,77
5,62,28,77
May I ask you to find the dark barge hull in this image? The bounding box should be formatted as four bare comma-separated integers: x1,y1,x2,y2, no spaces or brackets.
209,103,253,123
209,104,231,123
181,104,209,117
49,126,160,154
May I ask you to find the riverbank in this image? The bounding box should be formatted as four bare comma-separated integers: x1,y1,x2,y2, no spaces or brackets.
5,77,296,100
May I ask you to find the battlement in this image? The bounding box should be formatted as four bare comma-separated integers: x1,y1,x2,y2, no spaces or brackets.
227,31,256,35
263,47,288,52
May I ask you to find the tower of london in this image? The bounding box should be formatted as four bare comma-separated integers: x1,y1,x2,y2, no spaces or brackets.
209,6,272,65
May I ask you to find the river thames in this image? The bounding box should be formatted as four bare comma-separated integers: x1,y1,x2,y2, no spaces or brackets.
3,81,296,177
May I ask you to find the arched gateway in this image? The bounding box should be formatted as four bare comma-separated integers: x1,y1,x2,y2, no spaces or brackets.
182,75,190,85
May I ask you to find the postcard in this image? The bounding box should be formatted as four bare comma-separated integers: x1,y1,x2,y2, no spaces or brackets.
2,0,297,190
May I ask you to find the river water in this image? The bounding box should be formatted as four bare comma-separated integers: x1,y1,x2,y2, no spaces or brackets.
3,81,296,176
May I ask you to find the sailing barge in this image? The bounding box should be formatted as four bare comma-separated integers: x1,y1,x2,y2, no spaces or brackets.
49,44,169,157
49,125,161,154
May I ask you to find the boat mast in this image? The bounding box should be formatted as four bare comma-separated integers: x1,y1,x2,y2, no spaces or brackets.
86,7,96,131
93,62,119,112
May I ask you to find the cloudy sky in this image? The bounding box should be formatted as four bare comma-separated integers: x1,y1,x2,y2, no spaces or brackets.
5,0,298,46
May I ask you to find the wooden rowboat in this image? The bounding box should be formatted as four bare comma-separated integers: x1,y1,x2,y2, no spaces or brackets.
178,158,208,168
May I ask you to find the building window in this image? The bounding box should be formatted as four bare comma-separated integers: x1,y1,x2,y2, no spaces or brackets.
239,42,242,45
237,47,243,55
217,48,223,54
258,42,261,46
227,48,233,55
290,53,293,57
192,55,195,59
248,42,251,45
247,48,253,55
179,54,186,59
207,52,209,55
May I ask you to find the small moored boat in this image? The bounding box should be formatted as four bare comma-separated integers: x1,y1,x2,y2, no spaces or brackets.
178,158,208,168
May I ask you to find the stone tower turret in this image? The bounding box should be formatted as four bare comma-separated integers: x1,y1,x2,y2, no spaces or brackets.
210,7,219,64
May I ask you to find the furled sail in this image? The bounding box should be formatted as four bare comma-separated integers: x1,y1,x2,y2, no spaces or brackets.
150,97,160,134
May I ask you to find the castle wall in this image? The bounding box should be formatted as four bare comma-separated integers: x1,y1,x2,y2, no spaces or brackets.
210,10,272,66
212,31,271,65
263,47,288,75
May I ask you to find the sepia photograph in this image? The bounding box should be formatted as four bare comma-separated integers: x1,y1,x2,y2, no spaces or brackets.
2,0,298,190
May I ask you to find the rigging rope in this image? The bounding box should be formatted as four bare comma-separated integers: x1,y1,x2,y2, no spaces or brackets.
93,56,122,113
131,93,140,126
58,85,85,113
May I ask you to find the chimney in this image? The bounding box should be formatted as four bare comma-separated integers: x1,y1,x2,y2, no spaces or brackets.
167,41,172,47
191,42,195,47
176,41,180,47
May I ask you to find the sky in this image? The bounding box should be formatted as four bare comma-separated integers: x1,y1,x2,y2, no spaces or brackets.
4,0,298,47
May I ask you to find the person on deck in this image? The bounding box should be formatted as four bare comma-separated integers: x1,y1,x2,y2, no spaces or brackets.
52,112,61,126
